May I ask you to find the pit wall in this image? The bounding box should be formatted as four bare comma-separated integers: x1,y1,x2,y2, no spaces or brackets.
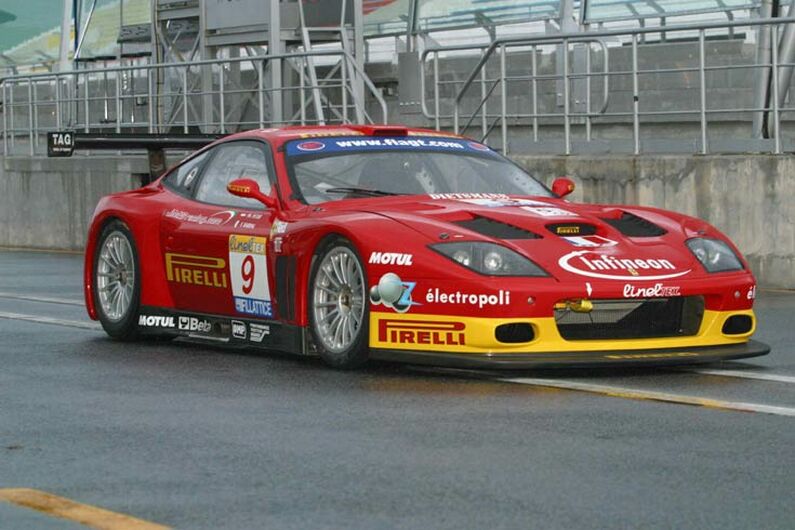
1,153,792,288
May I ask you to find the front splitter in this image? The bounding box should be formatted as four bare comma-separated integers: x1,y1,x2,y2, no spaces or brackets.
369,340,770,370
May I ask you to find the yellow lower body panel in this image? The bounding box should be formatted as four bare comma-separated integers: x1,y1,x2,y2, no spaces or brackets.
369,309,755,354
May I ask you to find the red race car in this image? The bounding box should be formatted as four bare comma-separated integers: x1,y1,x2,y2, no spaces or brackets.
84,125,769,369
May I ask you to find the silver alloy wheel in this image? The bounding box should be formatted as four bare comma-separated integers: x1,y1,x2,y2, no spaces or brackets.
96,231,135,322
312,247,366,354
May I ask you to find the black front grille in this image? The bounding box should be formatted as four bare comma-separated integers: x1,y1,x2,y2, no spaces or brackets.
555,296,704,340
455,217,540,239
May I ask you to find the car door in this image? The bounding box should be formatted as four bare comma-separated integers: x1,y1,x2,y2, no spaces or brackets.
160,140,276,319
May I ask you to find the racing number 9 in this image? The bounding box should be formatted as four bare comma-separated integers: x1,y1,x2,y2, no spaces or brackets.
242,255,255,294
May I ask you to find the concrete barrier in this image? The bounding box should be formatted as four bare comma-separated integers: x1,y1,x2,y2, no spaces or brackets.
1,153,792,288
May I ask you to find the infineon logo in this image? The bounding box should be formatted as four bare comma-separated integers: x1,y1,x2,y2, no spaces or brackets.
558,250,691,281
296,141,325,152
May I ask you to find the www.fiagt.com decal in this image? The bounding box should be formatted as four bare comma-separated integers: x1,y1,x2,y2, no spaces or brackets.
285,136,500,157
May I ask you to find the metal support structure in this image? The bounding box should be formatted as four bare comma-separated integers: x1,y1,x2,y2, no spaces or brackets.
632,34,640,155
699,30,708,154
752,0,775,138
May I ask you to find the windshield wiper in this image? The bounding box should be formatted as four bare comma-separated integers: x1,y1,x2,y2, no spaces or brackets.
323,187,403,197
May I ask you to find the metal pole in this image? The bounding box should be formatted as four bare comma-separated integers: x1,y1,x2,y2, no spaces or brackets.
773,25,782,153
115,71,122,133
219,65,225,133
56,75,62,129
585,44,592,143
632,35,640,155
500,44,508,153
752,0,774,138
532,46,538,142
147,68,154,133
59,0,72,72
300,60,307,125
9,82,15,149
777,12,795,109
2,84,7,156
84,72,90,132
480,49,487,140
563,39,571,155
28,79,34,156
342,54,349,123
433,53,440,131
699,29,707,154
258,60,265,128
182,68,188,134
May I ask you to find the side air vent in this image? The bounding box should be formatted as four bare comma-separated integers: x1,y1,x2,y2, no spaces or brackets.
275,256,297,321
455,217,540,239
601,212,667,237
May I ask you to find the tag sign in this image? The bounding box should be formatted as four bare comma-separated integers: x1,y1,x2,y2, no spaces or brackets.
47,131,75,157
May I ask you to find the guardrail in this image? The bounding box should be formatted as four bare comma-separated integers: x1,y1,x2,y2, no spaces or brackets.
1,49,388,156
421,16,795,155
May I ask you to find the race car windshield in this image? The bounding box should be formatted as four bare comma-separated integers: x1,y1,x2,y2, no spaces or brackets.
285,136,553,204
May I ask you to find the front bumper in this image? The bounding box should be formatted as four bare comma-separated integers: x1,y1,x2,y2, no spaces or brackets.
370,339,770,370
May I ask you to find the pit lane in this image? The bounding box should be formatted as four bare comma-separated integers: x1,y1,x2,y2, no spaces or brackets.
1,249,793,529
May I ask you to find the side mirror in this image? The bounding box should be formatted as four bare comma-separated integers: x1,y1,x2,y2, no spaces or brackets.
552,177,576,198
227,178,277,209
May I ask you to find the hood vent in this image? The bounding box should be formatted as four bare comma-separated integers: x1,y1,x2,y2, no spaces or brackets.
454,217,541,239
601,212,667,237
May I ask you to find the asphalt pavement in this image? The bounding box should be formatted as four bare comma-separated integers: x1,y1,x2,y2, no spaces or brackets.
0,249,793,530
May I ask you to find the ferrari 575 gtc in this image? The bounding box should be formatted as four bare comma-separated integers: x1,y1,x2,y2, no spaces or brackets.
84,125,769,368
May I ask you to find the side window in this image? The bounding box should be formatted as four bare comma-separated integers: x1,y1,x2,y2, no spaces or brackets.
194,142,272,209
163,151,209,195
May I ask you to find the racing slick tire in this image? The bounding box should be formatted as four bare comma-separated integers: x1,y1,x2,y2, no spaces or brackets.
92,219,143,341
308,237,370,369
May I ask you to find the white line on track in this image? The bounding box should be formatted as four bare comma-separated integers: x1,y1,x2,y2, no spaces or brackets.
685,368,795,385
0,311,100,331
0,292,83,306
499,377,795,417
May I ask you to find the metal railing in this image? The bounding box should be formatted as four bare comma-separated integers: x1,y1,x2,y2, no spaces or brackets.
421,16,795,155
1,49,388,156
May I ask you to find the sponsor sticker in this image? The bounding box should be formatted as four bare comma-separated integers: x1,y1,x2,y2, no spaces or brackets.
559,250,691,281
520,206,577,218
164,209,236,226
285,136,501,158
249,323,270,343
747,286,757,300
424,288,511,309
233,220,256,230
429,193,509,200
562,235,618,248
370,273,419,313
296,141,326,152
369,252,413,266
165,253,229,288
178,316,212,333
138,315,175,328
623,283,682,298
231,320,247,340
229,235,272,318
378,319,466,346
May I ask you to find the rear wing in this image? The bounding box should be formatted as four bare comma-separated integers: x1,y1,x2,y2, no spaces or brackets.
47,132,221,183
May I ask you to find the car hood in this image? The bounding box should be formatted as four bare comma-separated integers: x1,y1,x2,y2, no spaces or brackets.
344,194,713,282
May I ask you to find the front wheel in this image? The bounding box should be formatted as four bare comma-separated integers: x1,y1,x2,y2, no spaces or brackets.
93,220,141,340
308,238,369,369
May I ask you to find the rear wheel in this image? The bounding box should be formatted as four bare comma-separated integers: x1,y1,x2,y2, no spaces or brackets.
308,238,369,369
93,220,141,340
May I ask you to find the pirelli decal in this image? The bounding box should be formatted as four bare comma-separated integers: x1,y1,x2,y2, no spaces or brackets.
165,253,228,288
378,319,466,346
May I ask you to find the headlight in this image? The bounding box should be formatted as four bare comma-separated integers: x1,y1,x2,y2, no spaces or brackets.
686,238,744,273
431,242,548,276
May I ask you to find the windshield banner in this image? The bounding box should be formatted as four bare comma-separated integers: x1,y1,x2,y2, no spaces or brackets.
285,136,500,158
